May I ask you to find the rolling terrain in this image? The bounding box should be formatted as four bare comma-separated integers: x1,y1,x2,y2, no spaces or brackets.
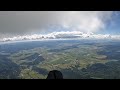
0,39,120,79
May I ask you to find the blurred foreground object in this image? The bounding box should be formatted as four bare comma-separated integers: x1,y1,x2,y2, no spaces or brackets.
46,70,63,79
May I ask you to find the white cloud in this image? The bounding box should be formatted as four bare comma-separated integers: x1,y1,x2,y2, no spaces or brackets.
56,11,113,33
0,11,113,39
1,31,120,42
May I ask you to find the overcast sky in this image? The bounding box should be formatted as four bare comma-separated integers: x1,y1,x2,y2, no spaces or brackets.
0,11,119,38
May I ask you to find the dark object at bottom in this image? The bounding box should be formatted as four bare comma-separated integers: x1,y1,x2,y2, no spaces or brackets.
46,70,63,79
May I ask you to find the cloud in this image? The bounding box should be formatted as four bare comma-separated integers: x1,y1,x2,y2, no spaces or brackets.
57,11,113,32
0,11,113,38
1,31,120,42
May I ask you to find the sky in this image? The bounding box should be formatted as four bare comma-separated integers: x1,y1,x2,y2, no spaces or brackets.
0,11,120,39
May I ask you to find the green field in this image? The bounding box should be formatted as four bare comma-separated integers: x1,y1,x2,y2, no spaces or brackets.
8,43,110,79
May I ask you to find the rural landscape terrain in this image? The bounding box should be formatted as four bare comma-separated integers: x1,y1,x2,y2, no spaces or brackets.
0,39,120,79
